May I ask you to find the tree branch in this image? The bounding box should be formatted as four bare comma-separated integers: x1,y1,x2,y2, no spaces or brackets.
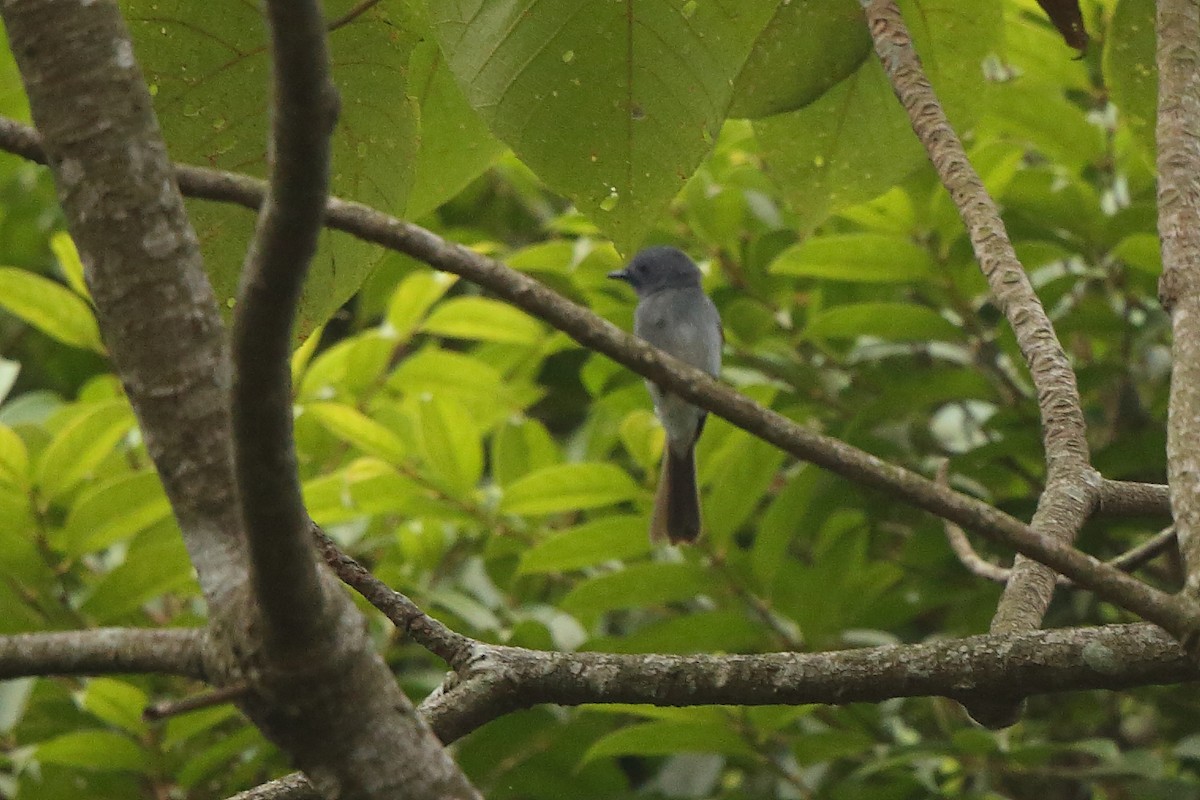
859,0,1099,724
223,2,479,797
310,523,473,665
231,0,338,663
419,624,1194,745
0,0,247,609
1155,0,1200,595
0,628,207,680
944,522,1178,587
1098,480,1173,518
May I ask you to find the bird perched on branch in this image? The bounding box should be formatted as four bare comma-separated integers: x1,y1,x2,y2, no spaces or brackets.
609,247,722,544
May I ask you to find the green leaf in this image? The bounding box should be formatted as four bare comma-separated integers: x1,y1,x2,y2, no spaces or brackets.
35,730,148,772
561,562,709,616
177,726,263,789
428,0,778,252
126,0,424,334
305,402,408,465
35,400,135,501
519,515,650,574
729,0,870,118
584,720,754,761
81,522,197,620
389,348,532,426
618,410,664,473
500,462,641,515
0,358,17,406
805,303,961,342
0,267,103,352
703,435,785,545
58,470,172,556
406,40,506,218
79,678,148,737
491,416,560,487
164,705,240,749
386,271,459,342
50,231,89,297
0,422,28,489
769,234,935,282
589,608,765,654
756,0,1000,230
1113,233,1161,274
415,394,482,495
1104,0,1156,157
421,297,543,344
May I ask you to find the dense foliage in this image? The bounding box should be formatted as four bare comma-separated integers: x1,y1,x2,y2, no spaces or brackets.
1,0,1195,797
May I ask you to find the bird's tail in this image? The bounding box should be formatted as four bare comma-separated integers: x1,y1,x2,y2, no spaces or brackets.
650,445,701,544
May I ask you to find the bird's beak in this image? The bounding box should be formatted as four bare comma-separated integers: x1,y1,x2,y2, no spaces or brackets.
607,268,629,282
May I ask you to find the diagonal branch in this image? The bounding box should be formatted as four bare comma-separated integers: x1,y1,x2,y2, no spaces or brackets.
231,0,339,661
944,522,1178,587
226,2,480,797
859,0,1099,724
0,119,1191,640
0,628,207,680
1155,0,1200,595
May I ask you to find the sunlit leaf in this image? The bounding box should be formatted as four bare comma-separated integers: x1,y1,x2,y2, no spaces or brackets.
421,297,543,344
428,0,778,252
35,400,134,501
305,402,408,465
770,234,935,283
500,462,641,515
0,267,103,352
519,515,650,574
805,303,962,342
584,720,754,761
35,730,147,772
561,562,709,616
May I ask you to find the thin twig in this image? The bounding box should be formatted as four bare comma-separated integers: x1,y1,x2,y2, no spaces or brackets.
144,682,249,722
310,523,473,666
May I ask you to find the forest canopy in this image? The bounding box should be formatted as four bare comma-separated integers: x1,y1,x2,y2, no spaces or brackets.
1,0,1197,798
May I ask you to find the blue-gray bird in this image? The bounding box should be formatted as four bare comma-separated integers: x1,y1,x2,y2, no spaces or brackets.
609,247,722,543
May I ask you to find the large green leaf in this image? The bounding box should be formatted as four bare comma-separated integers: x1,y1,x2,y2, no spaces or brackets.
427,0,778,253
729,0,871,119
35,730,148,772
1103,0,1156,158
415,394,483,495
57,470,172,557
421,297,544,344
584,720,754,761
769,234,936,283
755,0,1001,231
0,267,103,352
519,515,650,574
79,679,148,737
123,1,442,334
35,400,134,502
305,402,408,466
561,562,709,616
500,462,641,515
805,302,962,342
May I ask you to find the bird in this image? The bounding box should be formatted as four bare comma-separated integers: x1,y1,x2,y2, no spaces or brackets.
608,247,722,544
